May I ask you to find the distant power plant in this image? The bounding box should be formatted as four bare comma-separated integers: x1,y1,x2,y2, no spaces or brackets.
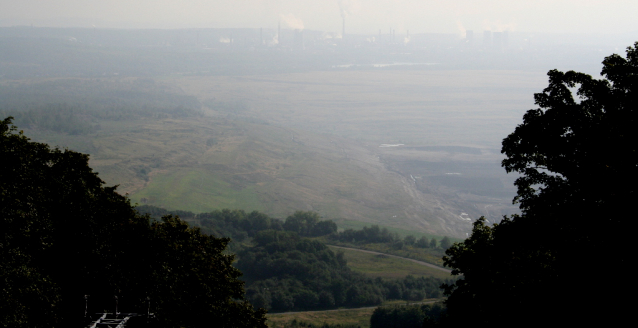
89,24,513,52
483,30,492,46
493,32,502,48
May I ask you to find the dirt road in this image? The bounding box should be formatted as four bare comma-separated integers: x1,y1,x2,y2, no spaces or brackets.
328,245,452,274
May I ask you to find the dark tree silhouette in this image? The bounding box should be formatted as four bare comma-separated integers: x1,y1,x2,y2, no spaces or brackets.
0,117,266,328
442,43,638,327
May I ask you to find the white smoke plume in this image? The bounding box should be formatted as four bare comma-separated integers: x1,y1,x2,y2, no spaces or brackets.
456,20,466,38
270,34,279,46
338,0,362,19
280,13,304,30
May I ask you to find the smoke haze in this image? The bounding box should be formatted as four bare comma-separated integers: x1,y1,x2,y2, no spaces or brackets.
2,0,637,34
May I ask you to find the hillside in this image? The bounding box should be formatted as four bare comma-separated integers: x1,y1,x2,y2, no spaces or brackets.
1,69,540,237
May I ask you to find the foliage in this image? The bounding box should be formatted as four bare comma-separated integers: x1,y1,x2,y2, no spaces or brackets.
136,206,449,312
273,319,362,328
369,303,446,328
441,43,638,326
284,211,338,237
438,237,451,250
0,117,265,327
199,209,284,244
329,225,450,251
236,230,447,312
137,206,336,244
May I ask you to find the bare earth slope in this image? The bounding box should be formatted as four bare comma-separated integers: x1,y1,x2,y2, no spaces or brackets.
8,70,544,238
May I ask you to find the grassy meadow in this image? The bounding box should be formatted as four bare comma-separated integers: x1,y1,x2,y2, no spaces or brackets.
267,307,375,328
266,300,442,328
332,246,451,280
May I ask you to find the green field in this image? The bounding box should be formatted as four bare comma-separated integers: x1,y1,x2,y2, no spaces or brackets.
266,300,441,328
332,246,451,280
132,168,265,213
267,307,374,328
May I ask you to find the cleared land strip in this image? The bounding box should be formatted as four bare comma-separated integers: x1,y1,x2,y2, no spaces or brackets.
328,245,452,274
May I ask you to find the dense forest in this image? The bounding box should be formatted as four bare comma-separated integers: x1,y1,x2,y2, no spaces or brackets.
370,303,446,328
136,206,450,312
329,225,452,250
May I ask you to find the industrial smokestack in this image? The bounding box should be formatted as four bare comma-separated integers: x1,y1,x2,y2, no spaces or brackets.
278,22,281,46
260,28,263,45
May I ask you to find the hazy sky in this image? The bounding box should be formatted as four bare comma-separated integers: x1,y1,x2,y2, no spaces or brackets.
2,0,638,35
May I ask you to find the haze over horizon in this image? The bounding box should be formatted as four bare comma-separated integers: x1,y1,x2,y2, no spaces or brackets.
2,0,638,36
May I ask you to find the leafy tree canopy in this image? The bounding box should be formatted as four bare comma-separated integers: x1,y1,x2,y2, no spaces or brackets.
442,43,638,327
0,117,266,327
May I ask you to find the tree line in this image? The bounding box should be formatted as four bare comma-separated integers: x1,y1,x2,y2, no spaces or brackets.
328,225,452,250
139,205,454,254
370,303,446,328
136,207,337,244
271,319,362,328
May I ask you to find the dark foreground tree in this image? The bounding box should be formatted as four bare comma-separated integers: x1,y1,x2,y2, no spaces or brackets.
0,117,266,327
370,302,445,328
442,43,638,326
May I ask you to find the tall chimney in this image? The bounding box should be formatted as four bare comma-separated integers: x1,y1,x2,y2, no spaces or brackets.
278,22,281,45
